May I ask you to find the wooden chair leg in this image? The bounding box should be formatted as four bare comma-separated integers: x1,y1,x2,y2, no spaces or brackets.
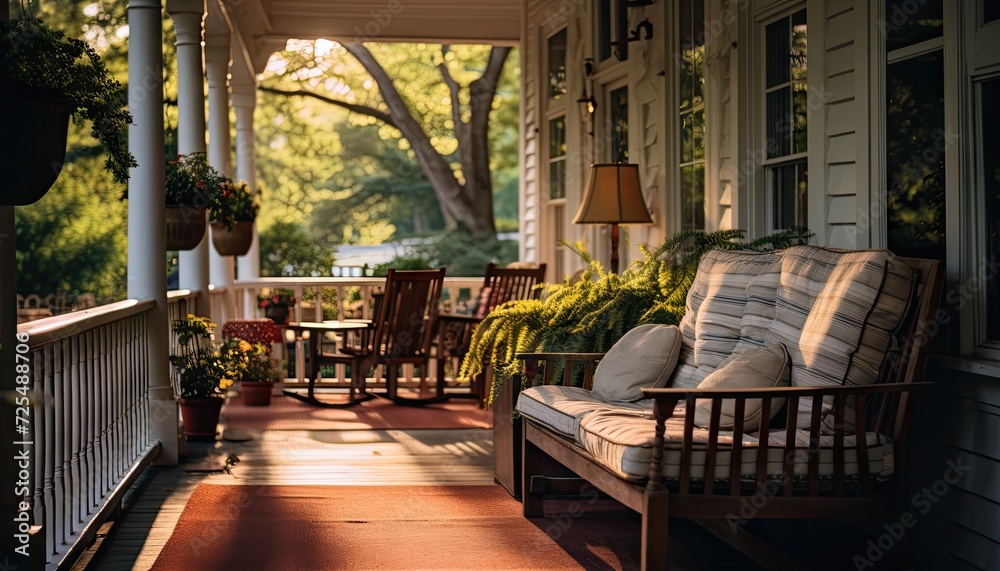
641,490,669,571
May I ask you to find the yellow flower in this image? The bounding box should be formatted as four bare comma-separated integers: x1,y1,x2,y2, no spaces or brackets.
220,378,234,389
239,340,253,353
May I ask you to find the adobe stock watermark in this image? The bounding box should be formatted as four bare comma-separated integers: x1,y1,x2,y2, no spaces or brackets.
878,0,933,40
853,458,970,570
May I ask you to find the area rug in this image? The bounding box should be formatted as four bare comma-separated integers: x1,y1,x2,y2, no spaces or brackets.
147,484,638,570
221,393,492,431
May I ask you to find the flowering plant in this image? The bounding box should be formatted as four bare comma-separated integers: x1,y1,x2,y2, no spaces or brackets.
258,289,296,309
210,179,260,230
170,315,243,398
165,153,226,208
239,342,284,383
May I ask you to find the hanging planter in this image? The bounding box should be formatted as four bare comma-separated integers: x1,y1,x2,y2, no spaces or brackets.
211,221,254,256
1,18,135,205
0,87,72,206
166,206,207,250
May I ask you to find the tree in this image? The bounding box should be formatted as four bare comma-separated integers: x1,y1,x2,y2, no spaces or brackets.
259,221,336,277
260,42,513,238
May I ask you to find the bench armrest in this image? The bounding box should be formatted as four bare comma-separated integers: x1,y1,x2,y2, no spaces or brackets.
515,352,606,389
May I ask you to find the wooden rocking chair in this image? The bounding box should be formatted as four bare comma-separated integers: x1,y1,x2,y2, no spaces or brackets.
306,268,447,407
436,263,547,403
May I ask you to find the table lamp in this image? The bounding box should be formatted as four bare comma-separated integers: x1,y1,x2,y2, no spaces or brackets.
573,163,653,273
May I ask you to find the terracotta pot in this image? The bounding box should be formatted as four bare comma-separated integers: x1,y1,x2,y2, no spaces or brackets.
241,381,273,406
210,221,254,256
0,87,72,206
264,305,291,326
166,206,207,250
178,397,224,441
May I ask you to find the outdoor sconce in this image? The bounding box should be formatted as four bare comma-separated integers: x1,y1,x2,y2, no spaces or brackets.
613,0,656,61
576,58,597,135
573,163,653,274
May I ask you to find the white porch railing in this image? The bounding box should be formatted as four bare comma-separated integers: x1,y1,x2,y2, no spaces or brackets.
17,300,162,569
232,277,485,322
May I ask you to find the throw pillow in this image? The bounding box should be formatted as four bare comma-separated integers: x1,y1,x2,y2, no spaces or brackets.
591,324,682,403
693,343,791,430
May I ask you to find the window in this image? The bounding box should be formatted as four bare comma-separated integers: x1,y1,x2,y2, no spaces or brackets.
548,116,567,199
595,0,627,62
679,0,705,230
609,86,628,162
548,29,568,100
987,1,1000,24
763,9,807,230
979,78,1000,339
884,0,943,52
597,0,613,61
884,1,945,263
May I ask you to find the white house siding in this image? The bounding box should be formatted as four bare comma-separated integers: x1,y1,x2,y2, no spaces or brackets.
629,0,668,255
707,0,740,232
519,0,540,263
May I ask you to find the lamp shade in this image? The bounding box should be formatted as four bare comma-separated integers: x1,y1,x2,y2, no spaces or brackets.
573,163,653,225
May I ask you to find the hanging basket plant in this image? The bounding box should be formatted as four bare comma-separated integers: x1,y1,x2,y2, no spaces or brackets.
0,16,135,205
209,180,259,256
164,153,224,250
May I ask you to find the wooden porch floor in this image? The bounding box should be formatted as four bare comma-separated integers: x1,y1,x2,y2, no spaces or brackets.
85,427,495,570
83,424,776,570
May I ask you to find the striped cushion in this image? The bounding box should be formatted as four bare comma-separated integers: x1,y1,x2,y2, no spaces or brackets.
576,408,894,482
733,259,783,353
764,247,915,431
669,250,781,389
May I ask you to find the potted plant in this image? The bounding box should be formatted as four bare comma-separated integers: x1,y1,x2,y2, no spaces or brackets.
0,15,135,205
165,153,225,250
209,179,259,256
170,314,240,441
237,341,283,406
258,289,296,326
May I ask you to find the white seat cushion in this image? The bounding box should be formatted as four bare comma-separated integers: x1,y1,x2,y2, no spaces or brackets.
515,385,651,438
577,408,894,483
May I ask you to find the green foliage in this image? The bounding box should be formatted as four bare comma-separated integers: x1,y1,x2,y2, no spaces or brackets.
169,315,238,399
458,228,813,406
15,154,128,303
412,230,519,276
0,16,135,184
259,221,336,277
370,256,431,276
164,152,225,207
211,180,260,230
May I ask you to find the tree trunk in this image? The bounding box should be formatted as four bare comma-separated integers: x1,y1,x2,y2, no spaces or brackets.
263,43,511,239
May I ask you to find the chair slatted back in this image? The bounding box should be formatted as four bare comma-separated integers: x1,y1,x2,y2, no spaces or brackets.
482,263,546,313
371,268,446,360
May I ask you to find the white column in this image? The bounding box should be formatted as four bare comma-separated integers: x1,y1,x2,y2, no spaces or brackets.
168,0,211,318
128,0,177,466
205,31,236,324
233,84,260,318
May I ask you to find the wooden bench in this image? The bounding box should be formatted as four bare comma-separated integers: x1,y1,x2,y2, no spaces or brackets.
516,255,942,569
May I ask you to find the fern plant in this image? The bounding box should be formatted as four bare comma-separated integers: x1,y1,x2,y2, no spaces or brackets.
459,228,812,406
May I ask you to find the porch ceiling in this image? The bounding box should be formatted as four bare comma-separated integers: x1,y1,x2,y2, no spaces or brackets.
242,0,520,50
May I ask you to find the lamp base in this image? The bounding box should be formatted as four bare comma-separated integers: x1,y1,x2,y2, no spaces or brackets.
610,223,620,274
